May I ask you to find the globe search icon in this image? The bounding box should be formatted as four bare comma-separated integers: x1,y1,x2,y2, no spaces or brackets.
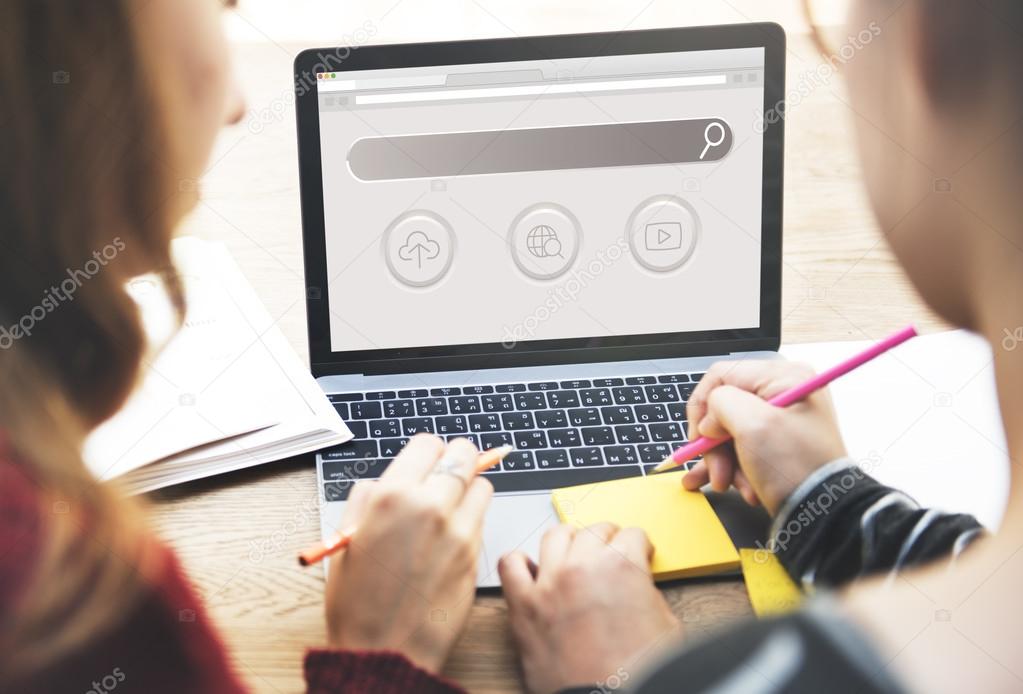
526,224,564,259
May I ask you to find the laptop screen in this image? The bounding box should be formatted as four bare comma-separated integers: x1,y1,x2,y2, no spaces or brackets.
313,44,766,355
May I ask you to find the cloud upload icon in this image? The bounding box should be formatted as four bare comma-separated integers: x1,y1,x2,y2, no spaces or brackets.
398,230,442,269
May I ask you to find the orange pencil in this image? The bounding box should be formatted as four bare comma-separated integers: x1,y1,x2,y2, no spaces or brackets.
298,444,513,566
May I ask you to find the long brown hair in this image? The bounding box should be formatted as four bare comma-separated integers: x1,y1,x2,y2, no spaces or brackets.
0,0,185,680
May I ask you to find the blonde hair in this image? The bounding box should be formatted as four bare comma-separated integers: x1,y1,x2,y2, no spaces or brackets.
0,0,185,681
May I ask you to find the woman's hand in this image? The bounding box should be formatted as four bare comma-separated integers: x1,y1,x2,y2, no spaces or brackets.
682,360,848,514
499,523,680,694
324,434,493,674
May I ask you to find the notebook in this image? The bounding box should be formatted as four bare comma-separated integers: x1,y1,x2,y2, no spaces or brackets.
551,470,740,581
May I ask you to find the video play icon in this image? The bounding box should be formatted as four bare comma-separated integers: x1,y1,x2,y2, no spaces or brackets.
645,222,683,251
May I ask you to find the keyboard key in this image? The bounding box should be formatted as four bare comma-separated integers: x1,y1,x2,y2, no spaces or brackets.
658,374,691,383
559,379,591,389
501,412,535,430
604,445,639,465
346,421,368,438
546,428,581,448
328,392,363,402
480,432,514,450
667,403,687,421
332,403,349,419
638,443,672,463
398,389,428,398
649,423,684,442
614,425,648,444
365,390,396,400
692,372,705,381
591,378,623,387
678,383,697,400
580,388,613,406
580,426,614,445
378,438,408,458
625,376,657,385
468,413,501,432
464,385,494,395
402,418,434,435
514,430,548,450
527,381,559,391
645,385,679,402
569,447,605,467
536,449,571,469
369,419,401,437
350,401,382,419
321,440,379,460
546,390,580,408
567,407,601,426
449,396,480,414
482,394,514,412
324,482,351,501
416,398,448,416
322,458,389,482
502,451,536,471
534,409,568,428
435,415,468,435
384,399,414,418
445,434,480,447
612,387,645,405
515,393,548,410
431,386,461,396
635,404,668,423
495,383,526,392
481,465,641,493
600,406,634,425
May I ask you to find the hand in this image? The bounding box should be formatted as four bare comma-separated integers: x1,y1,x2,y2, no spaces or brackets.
324,434,493,674
499,523,680,694
682,360,847,514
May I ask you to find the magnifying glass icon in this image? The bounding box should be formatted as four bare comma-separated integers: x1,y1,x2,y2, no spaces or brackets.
699,121,726,160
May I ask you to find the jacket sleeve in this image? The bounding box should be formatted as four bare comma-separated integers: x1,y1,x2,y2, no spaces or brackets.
304,650,466,694
768,458,984,589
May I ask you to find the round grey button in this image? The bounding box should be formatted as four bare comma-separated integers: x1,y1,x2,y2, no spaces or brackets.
383,210,455,287
627,195,699,273
509,203,581,280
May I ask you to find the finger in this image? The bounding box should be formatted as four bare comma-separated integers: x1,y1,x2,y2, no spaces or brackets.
682,460,709,490
609,527,655,573
733,468,761,506
688,360,812,432
538,523,576,574
449,476,494,549
571,521,620,557
338,479,377,528
701,385,778,441
705,448,735,493
421,437,479,509
379,433,445,485
498,551,537,605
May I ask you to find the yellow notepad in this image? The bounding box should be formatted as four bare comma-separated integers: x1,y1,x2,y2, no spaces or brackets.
739,548,802,617
551,471,740,581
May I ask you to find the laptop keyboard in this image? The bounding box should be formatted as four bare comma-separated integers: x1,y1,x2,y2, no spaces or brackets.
319,373,704,501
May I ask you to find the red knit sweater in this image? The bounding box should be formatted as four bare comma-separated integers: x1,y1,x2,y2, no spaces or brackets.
0,442,464,693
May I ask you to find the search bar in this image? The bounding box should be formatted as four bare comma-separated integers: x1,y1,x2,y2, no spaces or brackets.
352,73,727,105
347,118,734,181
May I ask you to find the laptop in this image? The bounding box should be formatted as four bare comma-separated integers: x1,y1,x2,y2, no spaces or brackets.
294,24,785,587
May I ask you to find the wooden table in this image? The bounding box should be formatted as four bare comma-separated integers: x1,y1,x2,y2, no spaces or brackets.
157,31,947,693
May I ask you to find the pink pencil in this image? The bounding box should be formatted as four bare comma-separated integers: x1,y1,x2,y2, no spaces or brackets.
652,325,918,473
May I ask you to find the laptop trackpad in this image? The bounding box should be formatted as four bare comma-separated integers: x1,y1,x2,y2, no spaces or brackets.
477,492,558,588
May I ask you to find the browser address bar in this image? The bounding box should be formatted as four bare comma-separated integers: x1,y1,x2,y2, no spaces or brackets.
353,73,728,105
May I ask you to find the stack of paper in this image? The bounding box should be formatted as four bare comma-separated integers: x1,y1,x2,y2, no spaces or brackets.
84,237,351,494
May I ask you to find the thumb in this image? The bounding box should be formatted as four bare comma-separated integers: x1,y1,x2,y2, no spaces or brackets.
699,385,776,440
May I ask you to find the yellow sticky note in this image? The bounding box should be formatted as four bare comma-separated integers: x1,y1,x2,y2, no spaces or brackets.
740,548,803,617
551,471,740,581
